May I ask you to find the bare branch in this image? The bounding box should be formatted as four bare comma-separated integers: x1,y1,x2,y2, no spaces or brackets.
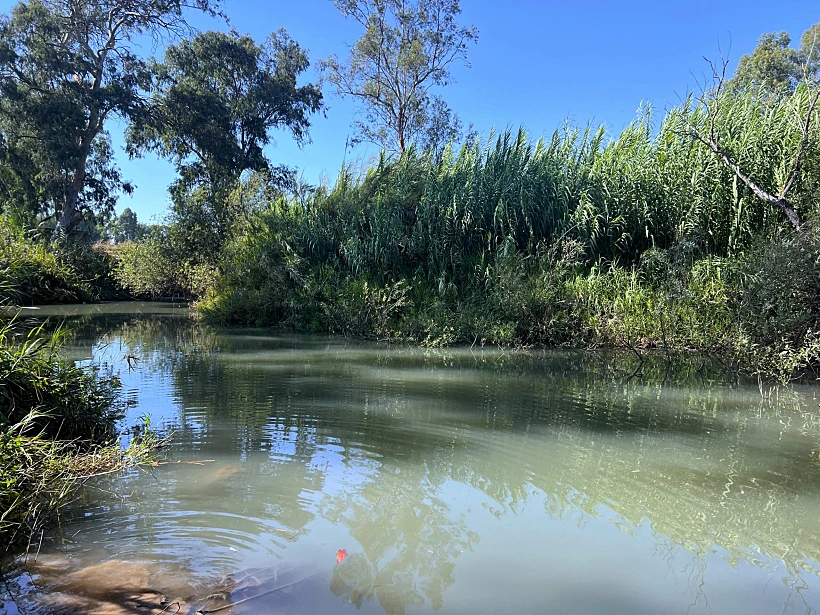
682,52,811,233
779,88,820,199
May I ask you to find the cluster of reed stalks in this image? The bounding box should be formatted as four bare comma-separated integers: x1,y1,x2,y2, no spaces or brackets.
0,320,160,554
194,87,820,379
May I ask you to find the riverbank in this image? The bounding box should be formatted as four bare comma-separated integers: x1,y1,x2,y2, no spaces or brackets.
197,223,820,384
184,99,818,383
0,319,157,556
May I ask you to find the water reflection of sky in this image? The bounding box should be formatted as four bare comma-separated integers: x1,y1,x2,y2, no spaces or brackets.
6,303,820,615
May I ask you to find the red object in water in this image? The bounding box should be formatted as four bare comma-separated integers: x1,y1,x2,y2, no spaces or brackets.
336,549,348,564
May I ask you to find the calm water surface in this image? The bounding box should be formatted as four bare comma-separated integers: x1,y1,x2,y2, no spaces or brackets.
4,302,820,614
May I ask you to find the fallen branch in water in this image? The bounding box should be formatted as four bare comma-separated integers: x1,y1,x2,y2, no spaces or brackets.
196,575,314,614
149,460,216,467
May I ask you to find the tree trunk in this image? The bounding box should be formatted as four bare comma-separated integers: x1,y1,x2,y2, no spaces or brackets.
776,198,804,233
54,148,89,237
54,47,105,238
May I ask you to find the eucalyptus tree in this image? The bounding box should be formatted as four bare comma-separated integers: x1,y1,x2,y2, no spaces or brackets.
127,29,323,255
732,23,820,92
109,206,147,243
320,0,477,155
0,0,223,238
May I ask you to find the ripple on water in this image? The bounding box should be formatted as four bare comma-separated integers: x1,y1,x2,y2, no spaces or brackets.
5,308,820,614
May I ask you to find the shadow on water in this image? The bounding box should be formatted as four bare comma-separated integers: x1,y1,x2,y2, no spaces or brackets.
3,302,820,614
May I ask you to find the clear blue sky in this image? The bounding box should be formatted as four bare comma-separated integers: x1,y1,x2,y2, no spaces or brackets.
1,0,818,222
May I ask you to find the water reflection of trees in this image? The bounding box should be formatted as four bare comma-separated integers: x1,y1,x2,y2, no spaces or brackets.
32,308,820,613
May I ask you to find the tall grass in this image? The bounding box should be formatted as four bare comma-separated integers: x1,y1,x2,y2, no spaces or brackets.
0,321,122,442
197,87,820,379
0,320,158,553
270,87,818,285
0,412,159,551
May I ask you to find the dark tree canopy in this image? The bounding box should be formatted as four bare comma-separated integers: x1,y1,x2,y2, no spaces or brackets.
127,29,323,255
320,0,477,155
0,0,223,237
129,29,323,195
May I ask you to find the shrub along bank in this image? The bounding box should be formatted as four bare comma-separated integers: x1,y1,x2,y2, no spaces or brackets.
0,224,124,305
193,89,820,382
0,321,156,554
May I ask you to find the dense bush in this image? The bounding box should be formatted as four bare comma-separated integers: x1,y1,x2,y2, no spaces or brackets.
198,88,820,381
0,228,89,304
0,225,124,305
112,230,216,300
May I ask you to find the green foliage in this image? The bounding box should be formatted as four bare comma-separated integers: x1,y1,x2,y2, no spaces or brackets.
111,173,290,302
0,319,164,552
128,29,322,256
0,229,88,304
108,207,148,244
112,227,216,300
734,31,803,92
732,23,820,92
0,225,123,305
0,413,158,551
733,231,820,345
0,321,123,441
320,0,477,153
0,415,162,554
130,29,322,185
274,88,818,277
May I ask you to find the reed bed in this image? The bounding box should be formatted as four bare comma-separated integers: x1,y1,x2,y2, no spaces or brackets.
193,87,820,379
269,87,818,284
0,320,160,554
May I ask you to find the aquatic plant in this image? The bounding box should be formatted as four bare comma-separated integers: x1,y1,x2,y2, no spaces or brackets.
0,320,161,553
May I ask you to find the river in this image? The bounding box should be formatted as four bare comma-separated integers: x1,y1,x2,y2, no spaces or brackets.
3,302,820,614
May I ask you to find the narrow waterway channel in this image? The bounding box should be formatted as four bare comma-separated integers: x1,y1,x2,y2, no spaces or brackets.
3,302,820,614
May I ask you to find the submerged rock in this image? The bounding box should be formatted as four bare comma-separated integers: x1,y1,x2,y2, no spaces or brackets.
330,553,377,608
13,557,321,615
21,559,193,614
208,465,241,483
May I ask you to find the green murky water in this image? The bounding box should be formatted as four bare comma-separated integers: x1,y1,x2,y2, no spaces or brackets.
4,302,820,614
